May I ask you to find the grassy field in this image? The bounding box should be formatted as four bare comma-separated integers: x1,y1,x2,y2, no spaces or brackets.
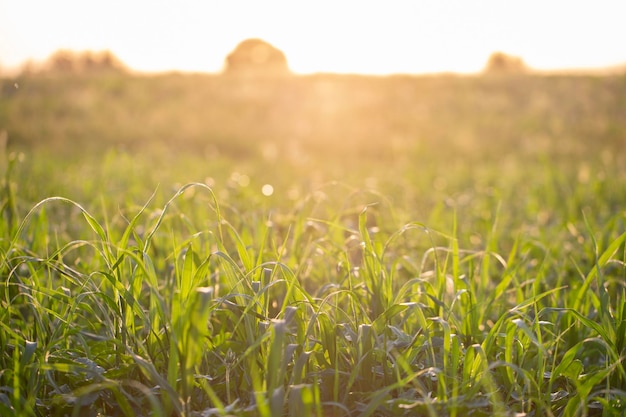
0,71,625,416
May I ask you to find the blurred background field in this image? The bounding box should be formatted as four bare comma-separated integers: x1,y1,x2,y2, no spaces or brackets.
1,70,625,236
1,62,626,416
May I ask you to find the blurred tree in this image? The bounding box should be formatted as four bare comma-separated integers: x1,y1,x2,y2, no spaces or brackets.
18,59,37,75
484,52,527,74
224,38,290,76
44,50,127,74
47,50,75,72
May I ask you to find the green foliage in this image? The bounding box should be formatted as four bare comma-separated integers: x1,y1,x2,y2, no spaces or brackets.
0,73,625,416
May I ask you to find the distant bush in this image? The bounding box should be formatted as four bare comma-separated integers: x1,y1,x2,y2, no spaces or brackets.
224,38,290,76
483,51,527,74
39,50,127,74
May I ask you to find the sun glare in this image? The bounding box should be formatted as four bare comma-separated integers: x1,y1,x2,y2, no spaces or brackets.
1,0,625,75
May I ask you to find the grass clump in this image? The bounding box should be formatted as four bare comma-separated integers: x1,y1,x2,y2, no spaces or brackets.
1,72,625,416
1,169,625,416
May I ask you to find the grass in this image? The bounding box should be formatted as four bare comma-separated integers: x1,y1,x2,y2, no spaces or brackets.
0,71,625,416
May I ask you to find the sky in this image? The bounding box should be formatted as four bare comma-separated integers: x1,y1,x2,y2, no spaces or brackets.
1,0,625,75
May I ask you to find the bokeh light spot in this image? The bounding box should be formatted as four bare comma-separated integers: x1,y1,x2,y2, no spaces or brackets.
261,184,274,196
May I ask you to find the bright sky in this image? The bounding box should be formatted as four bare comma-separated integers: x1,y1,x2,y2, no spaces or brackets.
1,0,625,75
